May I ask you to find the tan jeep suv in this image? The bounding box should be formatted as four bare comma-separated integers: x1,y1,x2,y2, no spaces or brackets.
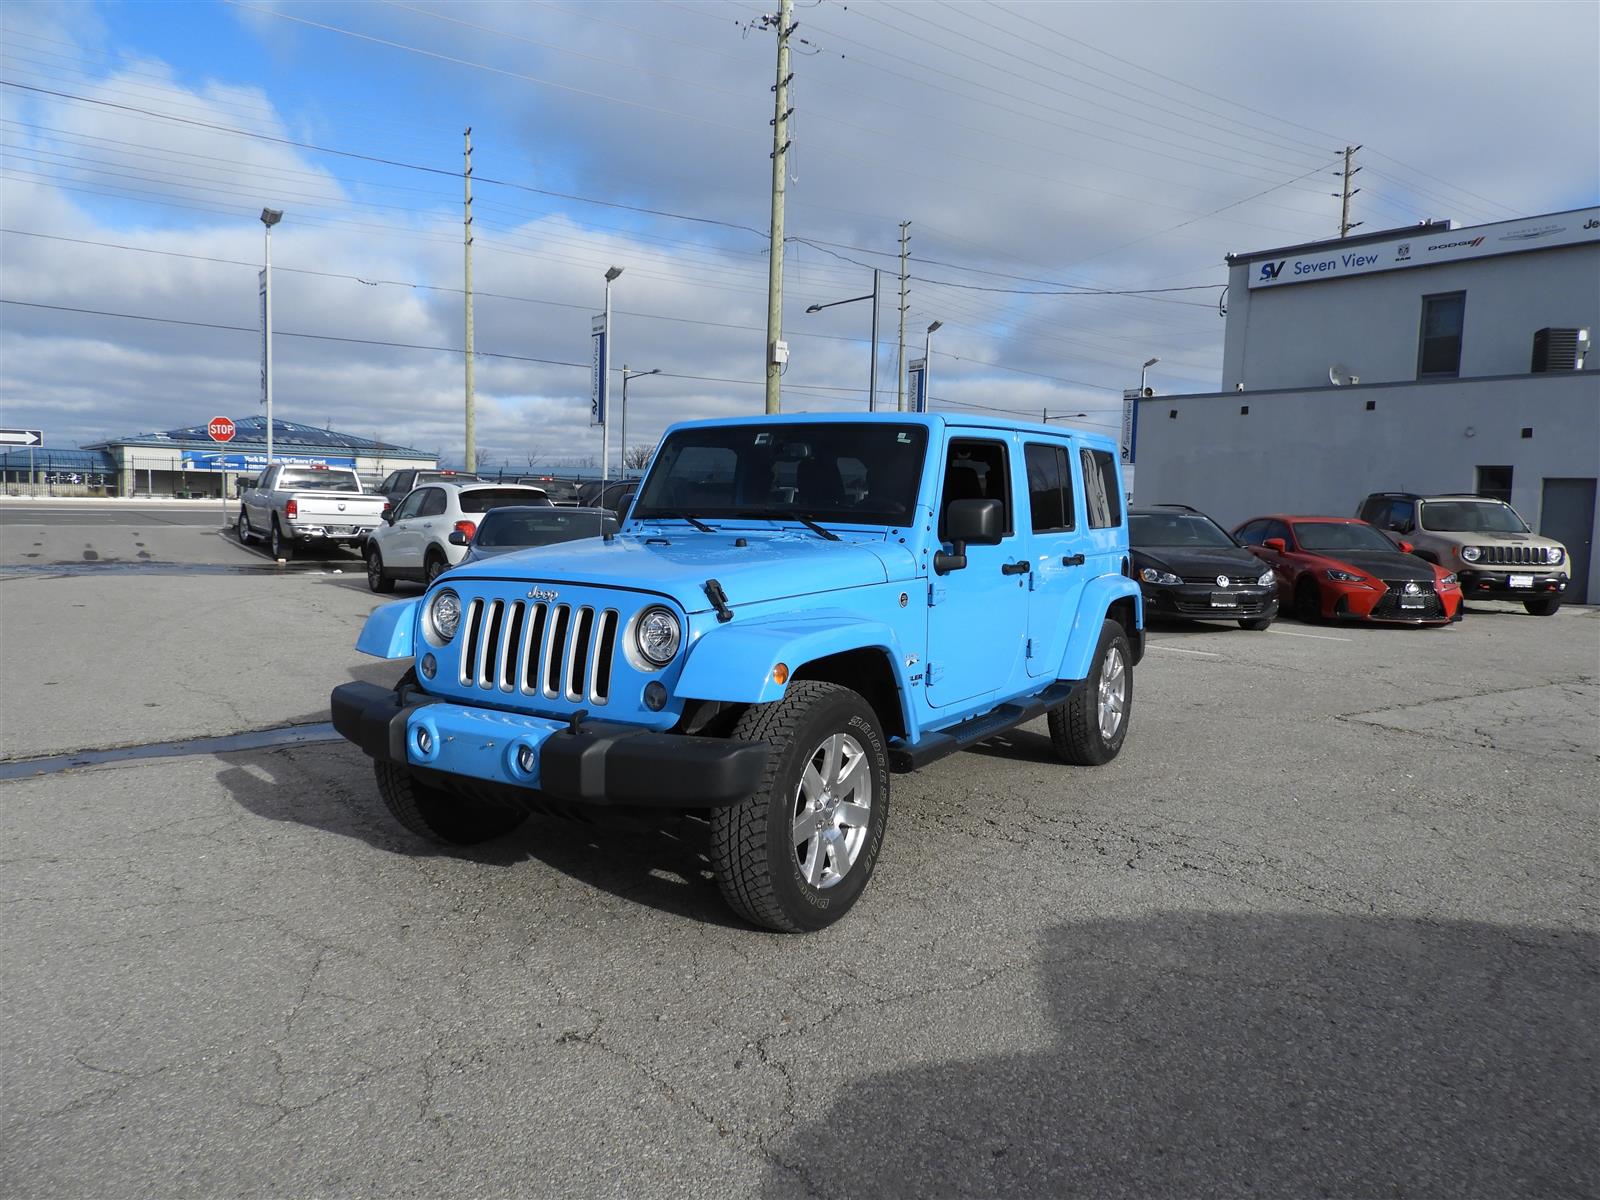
1357,493,1570,615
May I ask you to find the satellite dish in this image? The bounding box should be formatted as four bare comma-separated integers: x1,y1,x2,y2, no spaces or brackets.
1329,364,1349,386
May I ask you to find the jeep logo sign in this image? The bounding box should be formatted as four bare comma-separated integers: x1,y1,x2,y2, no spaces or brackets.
526,586,559,602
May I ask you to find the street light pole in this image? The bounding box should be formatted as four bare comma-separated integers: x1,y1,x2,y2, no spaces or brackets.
602,266,622,487
260,207,282,468
804,271,880,410
1140,356,1159,396
620,365,660,479
923,320,942,411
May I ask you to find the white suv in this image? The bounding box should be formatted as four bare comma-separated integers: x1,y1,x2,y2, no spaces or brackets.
364,482,549,591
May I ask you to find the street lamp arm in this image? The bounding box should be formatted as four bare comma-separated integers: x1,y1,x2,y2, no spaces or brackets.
804,292,876,314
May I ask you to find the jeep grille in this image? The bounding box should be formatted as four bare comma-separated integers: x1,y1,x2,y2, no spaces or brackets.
1474,545,1556,566
457,598,619,705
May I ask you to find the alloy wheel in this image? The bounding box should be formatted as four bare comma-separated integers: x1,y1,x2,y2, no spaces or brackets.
791,732,872,889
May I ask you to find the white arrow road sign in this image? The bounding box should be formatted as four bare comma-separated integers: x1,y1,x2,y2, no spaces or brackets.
0,428,43,446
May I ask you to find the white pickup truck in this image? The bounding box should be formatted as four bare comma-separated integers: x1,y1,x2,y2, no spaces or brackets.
238,464,388,560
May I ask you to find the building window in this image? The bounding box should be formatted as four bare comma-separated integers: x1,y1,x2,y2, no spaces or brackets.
1475,466,1512,504
1418,292,1466,377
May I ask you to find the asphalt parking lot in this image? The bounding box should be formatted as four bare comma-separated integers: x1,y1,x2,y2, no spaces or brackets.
2,499,1597,1199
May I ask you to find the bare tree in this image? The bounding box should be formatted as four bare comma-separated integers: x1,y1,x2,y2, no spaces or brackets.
524,450,544,470
473,447,492,472
623,443,654,471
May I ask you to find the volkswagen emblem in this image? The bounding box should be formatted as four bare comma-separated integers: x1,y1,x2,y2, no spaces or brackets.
1216,575,1229,588
337,502,346,512
1403,581,1421,595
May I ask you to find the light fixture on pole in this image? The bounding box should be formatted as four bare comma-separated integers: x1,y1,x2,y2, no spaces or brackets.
1140,356,1159,396
804,270,880,410
620,365,660,479
1041,411,1088,424
600,267,623,488
260,208,282,468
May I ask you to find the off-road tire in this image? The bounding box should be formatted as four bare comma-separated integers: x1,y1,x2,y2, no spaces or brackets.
1048,619,1132,766
424,550,448,585
1524,596,1562,616
710,681,889,933
373,760,527,845
1239,617,1272,631
237,507,256,544
366,546,395,593
269,518,292,562
1295,577,1322,623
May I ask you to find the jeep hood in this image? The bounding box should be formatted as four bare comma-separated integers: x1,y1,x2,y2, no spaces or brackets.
437,530,916,614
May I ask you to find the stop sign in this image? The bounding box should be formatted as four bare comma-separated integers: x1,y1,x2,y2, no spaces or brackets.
208,416,236,443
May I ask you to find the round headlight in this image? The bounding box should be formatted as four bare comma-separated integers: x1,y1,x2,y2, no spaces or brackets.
428,589,461,642
634,606,681,667
1461,545,1481,563
1546,546,1564,564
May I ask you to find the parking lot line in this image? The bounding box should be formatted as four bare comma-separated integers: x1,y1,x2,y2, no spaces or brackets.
1147,644,1223,658
1266,628,1352,642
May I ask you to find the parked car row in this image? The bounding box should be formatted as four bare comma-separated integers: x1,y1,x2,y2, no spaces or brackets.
1132,490,1572,628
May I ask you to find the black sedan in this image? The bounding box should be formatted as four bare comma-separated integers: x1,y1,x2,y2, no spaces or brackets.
449,505,619,564
1129,506,1279,630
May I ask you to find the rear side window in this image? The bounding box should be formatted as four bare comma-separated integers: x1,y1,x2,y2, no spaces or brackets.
1024,442,1074,533
416,488,447,518
939,438,1013,540
459,488,549,514
1080,448,1122,529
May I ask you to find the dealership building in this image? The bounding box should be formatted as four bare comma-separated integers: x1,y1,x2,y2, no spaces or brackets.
1133,206,1600,603
67,416,437,499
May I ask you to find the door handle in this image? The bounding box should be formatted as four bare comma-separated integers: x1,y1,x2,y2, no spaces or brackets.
1001,560,1030,576
1061,553,1085,566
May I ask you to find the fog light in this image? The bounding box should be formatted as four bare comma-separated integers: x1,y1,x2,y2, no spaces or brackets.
516,744,536,774
643,681,668,711
415,726,433,755
419,653,437,679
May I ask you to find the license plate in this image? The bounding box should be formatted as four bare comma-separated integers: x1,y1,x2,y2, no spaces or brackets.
1399,596,1426,608
1508,574,1533,588
1210,592,1238,608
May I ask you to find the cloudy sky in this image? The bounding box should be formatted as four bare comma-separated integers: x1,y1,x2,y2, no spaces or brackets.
2,0,1595,469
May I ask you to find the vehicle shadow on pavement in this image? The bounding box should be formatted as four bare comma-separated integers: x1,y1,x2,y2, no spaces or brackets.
216,740,744,928
761,912,1598,1200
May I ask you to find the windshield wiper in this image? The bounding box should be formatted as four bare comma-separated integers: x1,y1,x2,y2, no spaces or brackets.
645,511,716,533
734,509,841,541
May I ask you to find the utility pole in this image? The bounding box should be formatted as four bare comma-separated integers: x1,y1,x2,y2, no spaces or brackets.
1335,144,1363,239
896,220,910,411
463,127,476,471
764,0,794,415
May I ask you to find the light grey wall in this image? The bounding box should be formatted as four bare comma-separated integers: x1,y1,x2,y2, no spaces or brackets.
1221,244,1600,390
1132,372,1600,602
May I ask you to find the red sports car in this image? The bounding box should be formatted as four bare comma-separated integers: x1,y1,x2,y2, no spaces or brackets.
1232,515,1463,625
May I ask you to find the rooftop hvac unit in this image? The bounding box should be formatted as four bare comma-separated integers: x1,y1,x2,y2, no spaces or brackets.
1531,327,1589,372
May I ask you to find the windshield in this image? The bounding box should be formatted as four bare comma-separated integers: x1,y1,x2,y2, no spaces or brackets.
278,469,361,492
1420,499,1528,533
1129,512,1234,548
458,487,549,513
1294,521,1396,553
630,422,929,527
475,507,616,547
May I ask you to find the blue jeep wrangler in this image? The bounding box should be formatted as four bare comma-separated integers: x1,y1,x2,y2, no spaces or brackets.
331,414,1143,931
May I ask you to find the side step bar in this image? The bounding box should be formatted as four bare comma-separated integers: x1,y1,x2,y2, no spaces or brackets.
889,680,1082,773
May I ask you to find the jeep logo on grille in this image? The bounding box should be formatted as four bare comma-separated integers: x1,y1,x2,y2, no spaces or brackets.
526,586,559,602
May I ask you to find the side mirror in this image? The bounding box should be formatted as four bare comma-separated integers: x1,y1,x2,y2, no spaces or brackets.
935,498,1003,574
1399,540,1414,554
1263,537,1288,554
447,530,468,546
382,510,395,525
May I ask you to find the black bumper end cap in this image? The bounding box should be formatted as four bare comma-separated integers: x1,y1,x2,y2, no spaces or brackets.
540,722,769,807
330,680,415,763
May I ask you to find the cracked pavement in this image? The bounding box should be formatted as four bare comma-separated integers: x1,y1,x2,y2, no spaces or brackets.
2,506,1597,1198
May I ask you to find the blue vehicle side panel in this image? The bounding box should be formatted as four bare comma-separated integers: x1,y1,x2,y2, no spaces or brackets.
1058,575,1142,680
356,599,419,659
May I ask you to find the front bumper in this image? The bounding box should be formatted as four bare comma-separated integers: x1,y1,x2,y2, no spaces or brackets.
1323,581,1461,624
1459,568,1568,602
330,681,768,808
1140,583,1278,622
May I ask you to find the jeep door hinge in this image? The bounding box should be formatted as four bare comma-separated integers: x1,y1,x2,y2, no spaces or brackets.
927,662,944,685
1025,638,1034,659
928,582,947,607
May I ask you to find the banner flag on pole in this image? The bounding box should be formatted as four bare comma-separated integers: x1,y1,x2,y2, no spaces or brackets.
908,358,927,414
591,314,608,427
